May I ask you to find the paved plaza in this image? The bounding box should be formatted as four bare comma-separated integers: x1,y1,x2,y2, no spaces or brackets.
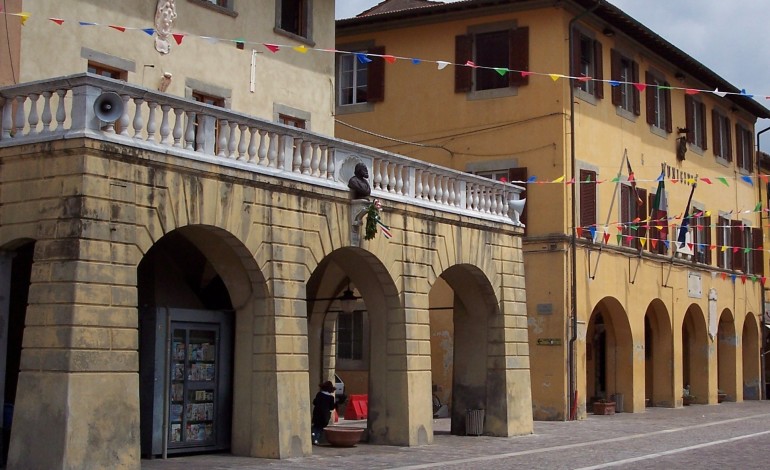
142,401,770,469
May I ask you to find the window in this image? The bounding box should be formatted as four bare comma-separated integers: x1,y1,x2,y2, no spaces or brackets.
610,50,638,114
87,62,127,80
475,167,528,230
206,0,229,6
276,0,311,41
712,109,732,161
337,46,385,106
685,95,707,150
580,169,597,240
750,227,764,276
336,312,363,361
621,184,647,250
646,72,671,132
716,216,733,269
279,114,306,129
455,26,529,94
573,31,603,99
647,192,667,255
736,123,753,172
192,91,225,153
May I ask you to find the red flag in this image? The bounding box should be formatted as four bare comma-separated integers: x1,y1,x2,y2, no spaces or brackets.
626,158,643,207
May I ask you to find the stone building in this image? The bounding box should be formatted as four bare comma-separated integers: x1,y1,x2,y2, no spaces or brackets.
0,1,532,469
335,0,770,419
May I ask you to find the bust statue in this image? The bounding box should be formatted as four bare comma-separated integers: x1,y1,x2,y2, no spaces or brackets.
348,163,371,199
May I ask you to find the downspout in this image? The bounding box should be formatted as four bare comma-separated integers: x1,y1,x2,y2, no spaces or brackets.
568,0,603,420
758,125,769,399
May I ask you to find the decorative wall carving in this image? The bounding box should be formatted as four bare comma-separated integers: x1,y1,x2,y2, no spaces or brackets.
154,0,177,55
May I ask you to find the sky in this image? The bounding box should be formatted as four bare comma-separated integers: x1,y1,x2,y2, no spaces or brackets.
336,0,770,137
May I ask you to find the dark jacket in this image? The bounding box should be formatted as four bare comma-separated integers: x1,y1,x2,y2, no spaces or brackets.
312,391,336,429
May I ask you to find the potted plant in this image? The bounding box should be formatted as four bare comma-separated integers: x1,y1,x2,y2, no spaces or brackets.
592,398,616,415
682,385,696,406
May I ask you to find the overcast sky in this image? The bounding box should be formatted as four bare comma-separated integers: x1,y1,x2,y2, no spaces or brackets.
336,0,770,136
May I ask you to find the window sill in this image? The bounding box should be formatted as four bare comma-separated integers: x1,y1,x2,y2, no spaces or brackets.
614,106,636,123
687,144,705,157
715,156,731,167
574,88,598,106
273,27,315,47
467,86,519,101
336,102,374,115
649,124,668,139
187,0,238,18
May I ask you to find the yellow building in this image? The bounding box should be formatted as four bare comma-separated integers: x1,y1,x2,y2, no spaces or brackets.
336,0,770,419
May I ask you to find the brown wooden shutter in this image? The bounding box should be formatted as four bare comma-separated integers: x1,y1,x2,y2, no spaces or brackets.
748,130,754,172
725,117,732,162
716,216,725,268
579,169,596,238
700,102,708,150
753,227,764,276
704,214,712,265
455,35,472,93
367,46,386,103
712,109,721,156
593,39,603,98
632,61,640,115
508,167,528,231
736,123,744,169
664,84,673,133
509,27,529,87
571,28,582,82
731,220,743,272
610,49,622,105
685,95,694,143
645,71,655,125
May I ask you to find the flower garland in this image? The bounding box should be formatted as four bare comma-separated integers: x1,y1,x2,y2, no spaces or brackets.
364,199,383,240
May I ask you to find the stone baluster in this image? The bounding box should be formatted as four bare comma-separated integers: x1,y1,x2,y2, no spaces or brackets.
146,102,158,141
310,143,320,176
40,92,53,134
381,162,390,192
227,121,238,159
277,135,287,171
268,132,278,168
301,141,312,175
489,188,498,215
27,94,40,136
237,124,248,160
257,130,268,165
502,190,510,216
195,115,206,152
217,120,229,157
54,90,67,132
319,145,328,178
1,97,11,139
132,98,144,139
436,175,445,203
473,184,481,211
14,96,26,137
326,147,335,180
417,170,426,199
449,178,457,206
291,138,302,172
184,111,195,150
172,108,184,147
395,164,404,195
466,183,474,209
247,127,258,163
373,160,383,190
118,95,131,137
159,105,171,145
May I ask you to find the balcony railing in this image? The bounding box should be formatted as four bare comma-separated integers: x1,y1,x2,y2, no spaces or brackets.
1,74,524,225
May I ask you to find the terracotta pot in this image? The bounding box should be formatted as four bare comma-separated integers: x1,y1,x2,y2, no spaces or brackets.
592,402,616,415
324,427,364,447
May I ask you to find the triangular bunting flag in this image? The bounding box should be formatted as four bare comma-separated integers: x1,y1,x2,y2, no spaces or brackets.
264,43,280,53
141,28,155,36
494,68,507,76
576,227,584,238
79,21,96,26
18,12,30,25
634,83,646,91
172,33,184,45
355,53,372,64
700,177,712,184
553,175,565,183
741,175,753,185
109,25,127,32
49,18,64,25
549,74,561,81
717,177,729,187
383,55,397,63
437,61,450,70
293,45,308,53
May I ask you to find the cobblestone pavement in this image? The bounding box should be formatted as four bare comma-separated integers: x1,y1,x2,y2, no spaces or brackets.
142,401,770,469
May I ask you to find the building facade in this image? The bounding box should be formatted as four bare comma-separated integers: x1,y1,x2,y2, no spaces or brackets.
336,0,770,420
0,1,534,469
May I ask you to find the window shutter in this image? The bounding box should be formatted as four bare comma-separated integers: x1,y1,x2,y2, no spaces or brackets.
712,109,721,156
731,220,743,272
508,167,528,231
610,49,621,105
632,60,640,115
572,28,582,84
700,102,708,150
736,122,744,169
645,71,655,125
753,227,763,276
748,131,754,172
685,95,694,144
455,35,472,93
725,117,732,162
664,84,673,133
716,216,725,268
509,27,529,87
367,46,386,103
593,39,603,98
579,169,597,238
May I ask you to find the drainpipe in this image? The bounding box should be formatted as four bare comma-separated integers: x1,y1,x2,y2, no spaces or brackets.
568,0,603,421
758,125,769,399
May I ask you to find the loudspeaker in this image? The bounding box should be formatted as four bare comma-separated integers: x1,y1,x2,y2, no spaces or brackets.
94,92,124,123
509,198,526,227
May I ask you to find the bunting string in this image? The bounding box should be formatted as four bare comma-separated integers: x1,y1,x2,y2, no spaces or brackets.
2,10,770,102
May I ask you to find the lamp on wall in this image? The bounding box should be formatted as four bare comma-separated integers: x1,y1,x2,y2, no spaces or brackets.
676,127,689,161
339,288,357,314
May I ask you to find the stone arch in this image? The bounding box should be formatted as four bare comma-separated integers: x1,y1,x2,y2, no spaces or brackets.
136,224,275,457
644,298,673,407
586,297,634,411
716,309,737,402
682,304,709,404
742,313,761,400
